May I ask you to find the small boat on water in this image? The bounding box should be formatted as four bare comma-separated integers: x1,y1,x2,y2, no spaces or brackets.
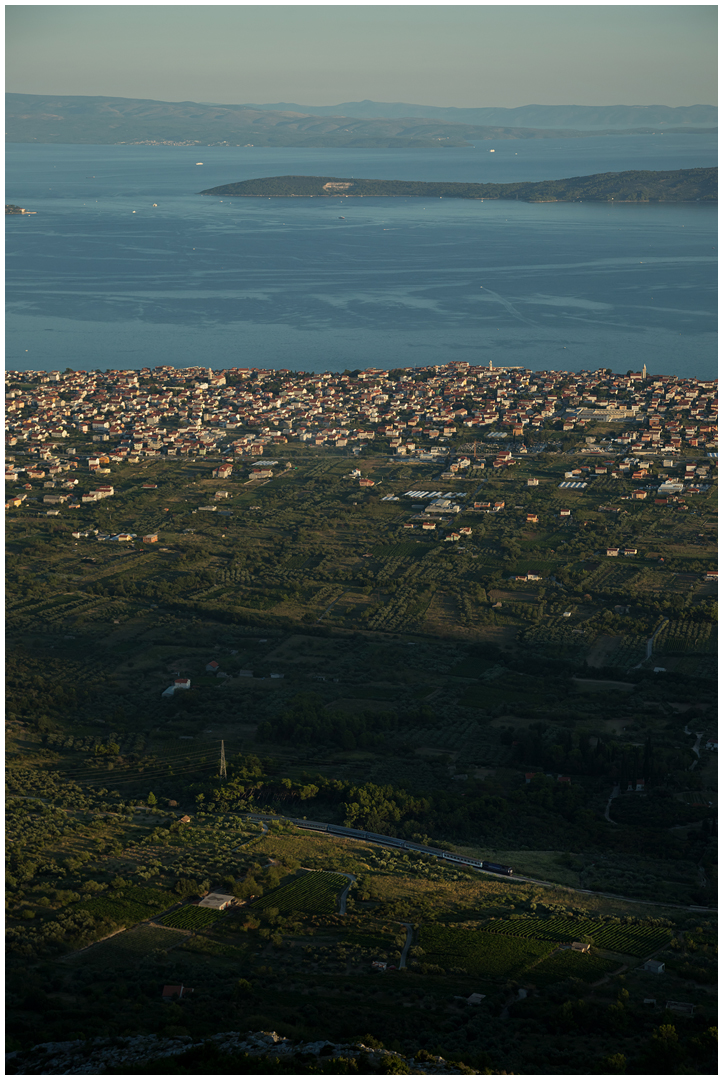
338,216,345,219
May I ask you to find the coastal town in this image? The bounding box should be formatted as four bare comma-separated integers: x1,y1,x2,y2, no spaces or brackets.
5,361,718,478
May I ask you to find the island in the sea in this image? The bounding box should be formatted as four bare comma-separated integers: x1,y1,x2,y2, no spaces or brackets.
200,166,717,202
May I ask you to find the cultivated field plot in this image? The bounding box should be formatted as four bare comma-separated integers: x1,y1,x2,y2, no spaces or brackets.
655,619,716,655
516,623,594,660
528,948,622,985
419,925,553,978
161,905,225,930
483,916,672,956
341,922,400,952
78,886,176,927
251,870,349,914
73,924,181,966
604,633,649,669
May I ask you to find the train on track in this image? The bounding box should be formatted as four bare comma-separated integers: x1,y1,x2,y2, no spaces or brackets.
294,819,514,876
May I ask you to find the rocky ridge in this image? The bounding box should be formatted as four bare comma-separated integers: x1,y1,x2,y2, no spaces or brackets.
6,1029,480,1074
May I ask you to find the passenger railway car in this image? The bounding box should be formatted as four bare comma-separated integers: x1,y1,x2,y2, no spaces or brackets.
295,820,513,876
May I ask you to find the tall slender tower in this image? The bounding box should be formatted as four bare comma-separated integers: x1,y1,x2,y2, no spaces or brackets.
219,740,227,780
642,363,647,381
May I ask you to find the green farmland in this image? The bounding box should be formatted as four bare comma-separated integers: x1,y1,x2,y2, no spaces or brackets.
418,925,554,978
252,870,349,914
161,905,225,930
484,915,674,956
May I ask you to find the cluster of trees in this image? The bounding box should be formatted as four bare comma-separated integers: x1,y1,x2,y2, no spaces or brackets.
508,726,689,787
6,652,89,733
85,568,215,603
256,693,409,750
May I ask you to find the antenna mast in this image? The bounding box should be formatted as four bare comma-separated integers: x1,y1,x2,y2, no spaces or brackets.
219,740,227,780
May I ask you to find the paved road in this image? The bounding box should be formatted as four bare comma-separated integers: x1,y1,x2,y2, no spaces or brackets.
604,784,621,823
317,592,347,622
632,618,669,669
647,618,669,660
337,873,356,915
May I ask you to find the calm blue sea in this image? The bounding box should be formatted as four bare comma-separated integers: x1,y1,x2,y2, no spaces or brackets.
5,137,717,378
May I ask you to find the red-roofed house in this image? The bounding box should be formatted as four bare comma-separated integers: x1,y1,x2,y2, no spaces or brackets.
162,985,193,1000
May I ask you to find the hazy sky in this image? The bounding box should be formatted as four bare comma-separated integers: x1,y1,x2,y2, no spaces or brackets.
5,4,718,108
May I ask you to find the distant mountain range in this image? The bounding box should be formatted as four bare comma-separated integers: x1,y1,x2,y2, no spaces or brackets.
6,94,716,148
241,100,717,130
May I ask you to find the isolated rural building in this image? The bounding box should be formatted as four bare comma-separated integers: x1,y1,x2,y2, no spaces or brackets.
198,892,234,910
665,1001,694,1016
643,960,665,974
162,678,191,697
